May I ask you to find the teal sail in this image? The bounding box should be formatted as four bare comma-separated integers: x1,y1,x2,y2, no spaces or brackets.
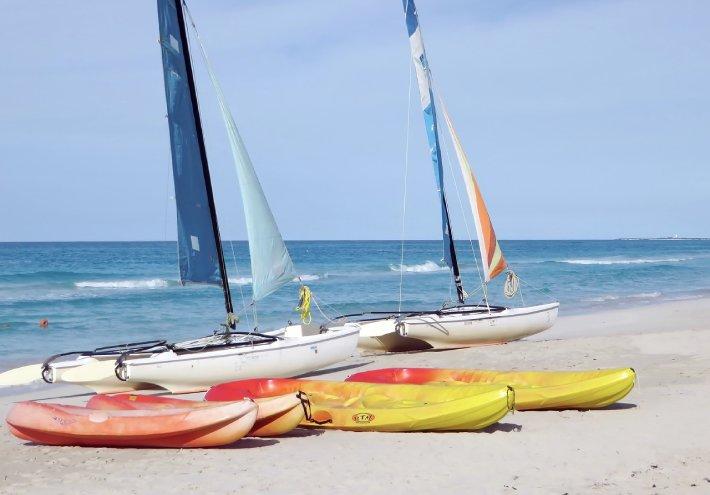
403,0,465,303
183,6,295,302
157,0,233,312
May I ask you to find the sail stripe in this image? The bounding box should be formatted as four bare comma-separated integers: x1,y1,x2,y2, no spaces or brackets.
403,0,465,304
440,102,507,282
157,0,224,288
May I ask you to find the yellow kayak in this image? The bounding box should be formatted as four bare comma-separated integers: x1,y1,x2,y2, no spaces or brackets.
346,367,636,410
205,378,514,432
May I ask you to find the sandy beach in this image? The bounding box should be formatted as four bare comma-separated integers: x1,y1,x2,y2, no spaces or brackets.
1,297,709,494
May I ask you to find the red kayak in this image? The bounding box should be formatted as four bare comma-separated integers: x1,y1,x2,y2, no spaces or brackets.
86,393,304,437
206,378,303,401
6,399,257,448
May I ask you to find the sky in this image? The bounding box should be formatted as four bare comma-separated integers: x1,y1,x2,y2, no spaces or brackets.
0,0,708,241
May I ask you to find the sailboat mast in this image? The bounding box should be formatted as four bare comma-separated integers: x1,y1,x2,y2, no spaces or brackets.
402,0,465,304
174,0,234,317
444,197,465,304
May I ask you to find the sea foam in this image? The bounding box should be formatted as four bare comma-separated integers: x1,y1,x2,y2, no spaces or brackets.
390,260,448,273
558,258,690,265
585,291,662,302
228,274,322,286
75,279,170,289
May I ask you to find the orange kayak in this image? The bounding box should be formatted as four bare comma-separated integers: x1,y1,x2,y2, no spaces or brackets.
86,393,303,437
346,367,636,410
6,399,257,448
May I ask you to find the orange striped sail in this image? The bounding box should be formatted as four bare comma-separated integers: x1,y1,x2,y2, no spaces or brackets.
440,104,507,282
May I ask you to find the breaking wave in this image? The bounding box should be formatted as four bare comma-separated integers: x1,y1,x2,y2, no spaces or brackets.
585,291,662,302
228,274,323,286
629,291,662,299
389,261,448,273
557,258,690,265
75,279,170,289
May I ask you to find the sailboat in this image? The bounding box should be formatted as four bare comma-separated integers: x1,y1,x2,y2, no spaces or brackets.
0,0,358,393
349,0,558,351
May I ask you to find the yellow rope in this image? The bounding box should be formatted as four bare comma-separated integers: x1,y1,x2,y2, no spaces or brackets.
296,286,312,324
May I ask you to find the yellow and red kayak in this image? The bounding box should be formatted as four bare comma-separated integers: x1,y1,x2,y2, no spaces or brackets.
86,393,303,437
205,378,514,432
346,367,636,410
6,399,257,448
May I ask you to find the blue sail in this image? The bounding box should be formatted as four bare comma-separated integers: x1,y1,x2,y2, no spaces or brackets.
157,0,223,286
403,0,465,302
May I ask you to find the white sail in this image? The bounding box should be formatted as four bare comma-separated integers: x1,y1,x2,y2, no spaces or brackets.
186,13,295,302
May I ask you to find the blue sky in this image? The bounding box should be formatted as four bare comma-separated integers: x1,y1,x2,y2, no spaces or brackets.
1,0,708,241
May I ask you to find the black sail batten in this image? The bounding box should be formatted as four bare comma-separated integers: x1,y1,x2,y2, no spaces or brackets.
157,0,233,317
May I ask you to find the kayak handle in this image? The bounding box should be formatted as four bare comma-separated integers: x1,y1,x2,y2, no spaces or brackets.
297,391,332,425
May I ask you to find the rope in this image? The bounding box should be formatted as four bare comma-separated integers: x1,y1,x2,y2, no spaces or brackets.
296,286,312,324
398,60,414,313
310,293,335,323
504,270,520,299
517,276,556,303
163,160,172,242
228,240,251,329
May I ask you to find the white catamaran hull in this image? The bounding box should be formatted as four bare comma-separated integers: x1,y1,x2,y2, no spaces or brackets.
44,326,359,394
128,327,360,393
40,357,152,394
356,303,558,352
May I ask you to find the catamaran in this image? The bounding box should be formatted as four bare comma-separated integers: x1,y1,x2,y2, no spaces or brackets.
343,0,558,351
0,0,358,393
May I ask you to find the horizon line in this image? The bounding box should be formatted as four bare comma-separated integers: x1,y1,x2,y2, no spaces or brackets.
2,238,708,244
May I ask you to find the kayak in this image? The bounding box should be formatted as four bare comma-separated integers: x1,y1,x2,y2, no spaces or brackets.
86,393,304,437
206,378,514,432
6,400,257,448
346,368,636,410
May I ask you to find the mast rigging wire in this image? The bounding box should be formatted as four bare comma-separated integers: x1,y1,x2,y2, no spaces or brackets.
398,61,414,313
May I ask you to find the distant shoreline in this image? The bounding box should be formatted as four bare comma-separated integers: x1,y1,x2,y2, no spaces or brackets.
617,237,710,241
1,238,709,244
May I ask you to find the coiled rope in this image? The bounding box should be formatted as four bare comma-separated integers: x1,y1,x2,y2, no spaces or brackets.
504,271,520,299
296,286,312,324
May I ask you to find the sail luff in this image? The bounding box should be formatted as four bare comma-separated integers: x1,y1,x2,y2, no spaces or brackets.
440,103,507,282
402,0,465,303
183,5,295,302
157,0,233,315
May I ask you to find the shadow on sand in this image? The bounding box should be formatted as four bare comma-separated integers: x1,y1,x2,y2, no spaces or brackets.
480,422,523,434
276,427,325,438
216,437,280,449
598,402,637,411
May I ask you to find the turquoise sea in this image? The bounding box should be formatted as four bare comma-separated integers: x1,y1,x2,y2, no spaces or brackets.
1,240,709,369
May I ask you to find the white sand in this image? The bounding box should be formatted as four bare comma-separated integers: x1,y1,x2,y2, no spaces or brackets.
1,298,709,494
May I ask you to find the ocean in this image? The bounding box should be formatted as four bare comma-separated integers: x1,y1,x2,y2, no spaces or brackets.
1,239,709,369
